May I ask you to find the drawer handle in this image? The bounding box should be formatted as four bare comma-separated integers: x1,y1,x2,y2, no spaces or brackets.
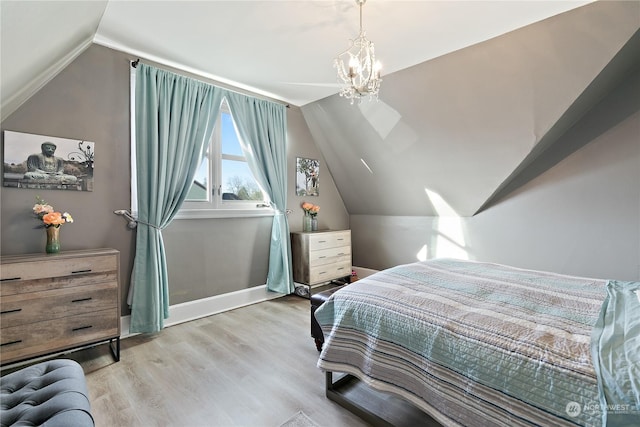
71,297,93,303
1,340,23,347
337,238,344,241
0,277,21,282
319,271,327,275
318,256,327,259
318,240,327,243
337,267,346,271
337,253,345,256
1,308,22,314
72,325,93,332
71,269,92,274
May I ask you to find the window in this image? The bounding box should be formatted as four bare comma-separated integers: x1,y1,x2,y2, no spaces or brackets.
179,99,272,218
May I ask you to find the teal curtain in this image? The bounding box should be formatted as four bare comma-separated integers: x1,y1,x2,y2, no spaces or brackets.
131,64,223,333
226,93,294,294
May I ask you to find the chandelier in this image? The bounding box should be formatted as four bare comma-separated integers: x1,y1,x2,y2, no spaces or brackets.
334,0,382,103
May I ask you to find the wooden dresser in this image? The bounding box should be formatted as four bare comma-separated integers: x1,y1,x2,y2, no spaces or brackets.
291,230,351,287
0,248,120,365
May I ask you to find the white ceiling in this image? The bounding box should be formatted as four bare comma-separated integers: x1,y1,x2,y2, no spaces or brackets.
1,0,593,117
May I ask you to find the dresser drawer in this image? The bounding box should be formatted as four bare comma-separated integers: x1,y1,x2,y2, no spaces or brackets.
309,246,351,267
309,261,351,285
0,309,119,364
308,231,351,251
0,271,118,297
0,253,117,282
1,282,117,328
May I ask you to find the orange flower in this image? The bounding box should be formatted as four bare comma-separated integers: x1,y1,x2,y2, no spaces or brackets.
43,212,65,226
301,202,314,211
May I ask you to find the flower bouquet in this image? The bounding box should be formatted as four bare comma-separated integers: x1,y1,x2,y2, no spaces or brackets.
33,196,73,253
301,202,320,231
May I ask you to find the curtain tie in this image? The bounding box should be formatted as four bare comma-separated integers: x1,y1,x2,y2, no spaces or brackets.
136,218,162,230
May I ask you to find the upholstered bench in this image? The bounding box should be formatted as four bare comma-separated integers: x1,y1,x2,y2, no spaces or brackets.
0,359,94,427
311,285,346,351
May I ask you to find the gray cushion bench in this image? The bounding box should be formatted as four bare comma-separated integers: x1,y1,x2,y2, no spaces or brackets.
1,359,94,427
311,285,346,351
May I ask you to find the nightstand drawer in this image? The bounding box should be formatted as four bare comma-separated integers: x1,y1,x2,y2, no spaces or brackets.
308,231,351,250
309,261,351,285
309,246,351,266
0,309,119,364
1,282,117,328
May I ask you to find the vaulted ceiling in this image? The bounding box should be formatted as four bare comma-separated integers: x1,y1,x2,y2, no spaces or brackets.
1,1,638,217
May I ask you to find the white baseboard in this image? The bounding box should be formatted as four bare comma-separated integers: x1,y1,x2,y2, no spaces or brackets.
120,268,378,338
120,284,284,338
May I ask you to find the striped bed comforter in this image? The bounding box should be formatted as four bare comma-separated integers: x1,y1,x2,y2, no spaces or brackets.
315,258,640,427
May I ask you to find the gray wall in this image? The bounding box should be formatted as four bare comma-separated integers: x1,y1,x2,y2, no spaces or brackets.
1,44,349,311
285,106,350,235
1,43,135,316
351,74,640,281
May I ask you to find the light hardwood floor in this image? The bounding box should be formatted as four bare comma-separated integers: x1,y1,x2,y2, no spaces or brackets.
69,295,372,427
11,294,439,427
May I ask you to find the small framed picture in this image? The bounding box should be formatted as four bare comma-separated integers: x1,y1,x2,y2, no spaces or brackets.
296,157,319,196
3,130,95,191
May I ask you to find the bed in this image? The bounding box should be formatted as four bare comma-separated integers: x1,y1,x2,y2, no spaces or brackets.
314,258,640,427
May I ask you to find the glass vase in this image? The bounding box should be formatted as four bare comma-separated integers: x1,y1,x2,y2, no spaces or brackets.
46,226,61,254
311,217,318,231
303,214,312,232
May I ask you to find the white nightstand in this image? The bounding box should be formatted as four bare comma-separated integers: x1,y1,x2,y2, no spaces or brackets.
290,229,351,288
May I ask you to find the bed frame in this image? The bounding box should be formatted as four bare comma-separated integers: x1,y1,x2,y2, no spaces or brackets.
325,371,443,427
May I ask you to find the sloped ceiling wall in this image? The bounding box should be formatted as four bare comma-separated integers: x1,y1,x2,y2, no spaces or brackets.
0,1,108,120
301,1,640,217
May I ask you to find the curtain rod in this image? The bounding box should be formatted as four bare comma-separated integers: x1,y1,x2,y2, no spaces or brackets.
129,58,289,108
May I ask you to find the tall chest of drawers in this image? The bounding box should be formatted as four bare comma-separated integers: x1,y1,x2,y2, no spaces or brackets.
291,230,351,286
0,248,120,365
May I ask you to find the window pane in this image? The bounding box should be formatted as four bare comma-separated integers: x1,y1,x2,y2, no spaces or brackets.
222,159,262,201
186,152,209,201
221,112,244,156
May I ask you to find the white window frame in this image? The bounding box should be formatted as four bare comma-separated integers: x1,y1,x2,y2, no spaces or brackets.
176,99,273,219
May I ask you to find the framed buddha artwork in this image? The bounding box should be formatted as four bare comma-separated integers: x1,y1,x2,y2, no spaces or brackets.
2,130,95,191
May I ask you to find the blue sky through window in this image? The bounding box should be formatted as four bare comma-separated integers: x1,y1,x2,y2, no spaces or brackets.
188,110,260,200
